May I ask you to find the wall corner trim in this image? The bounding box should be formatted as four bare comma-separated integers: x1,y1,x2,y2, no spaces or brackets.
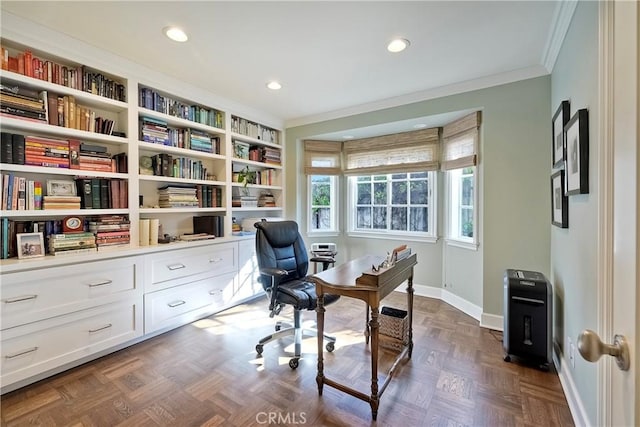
542,0,579,72
554,350,591,427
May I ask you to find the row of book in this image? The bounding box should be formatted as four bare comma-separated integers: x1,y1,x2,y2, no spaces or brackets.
147,153,216,181
195,185,223,208
231,168,277,186
138,87,224,129
1,82,118,135
140,117,221,153
231,115,279,144
1,46,126,101
75,177,128,209
1,132,127,173
0,215,130,259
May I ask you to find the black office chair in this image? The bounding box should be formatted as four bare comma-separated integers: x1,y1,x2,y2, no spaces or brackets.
254,220,339,369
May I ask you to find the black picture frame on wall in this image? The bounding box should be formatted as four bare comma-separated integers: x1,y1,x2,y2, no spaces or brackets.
552,100,570,168
564,108,589,195
551,170,568,228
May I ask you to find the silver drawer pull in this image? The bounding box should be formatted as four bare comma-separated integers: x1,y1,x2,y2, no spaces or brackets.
168,300,186,308
5,347,39,359
88,280,113,288
209,258,223,263
4,295,38,304
167,263,186,270
89,324,113,333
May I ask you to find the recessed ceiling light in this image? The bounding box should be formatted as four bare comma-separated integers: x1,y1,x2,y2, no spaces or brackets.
342,135,354,140
387,38,410,53
266,81,282,90
164,26,188,42
413,124,427,129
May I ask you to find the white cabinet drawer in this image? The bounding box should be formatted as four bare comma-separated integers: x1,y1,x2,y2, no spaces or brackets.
144,271,236,334
146,242,237,291
1,257,143,330
1,300,142,387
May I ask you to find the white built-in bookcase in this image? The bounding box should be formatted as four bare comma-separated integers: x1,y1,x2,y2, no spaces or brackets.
0,17,285,267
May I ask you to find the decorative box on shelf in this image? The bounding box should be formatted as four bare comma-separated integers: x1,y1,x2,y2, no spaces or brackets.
379,306,409,352
240,196,258,208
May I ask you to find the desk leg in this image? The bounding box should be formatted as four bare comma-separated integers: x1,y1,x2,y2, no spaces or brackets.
369,304,380,420
316,292,325,396
407,275,415,358
364,303,370,345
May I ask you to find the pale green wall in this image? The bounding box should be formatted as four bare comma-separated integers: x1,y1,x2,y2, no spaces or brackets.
550,1,599,424
285,75,551,314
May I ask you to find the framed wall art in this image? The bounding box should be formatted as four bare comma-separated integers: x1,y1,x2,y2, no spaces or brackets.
564,108,589,195
552,100,570,168
16,232,45,259
551,170,568,228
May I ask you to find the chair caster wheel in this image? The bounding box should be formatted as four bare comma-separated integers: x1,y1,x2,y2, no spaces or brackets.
256,344,263,355
289,358,299,369
504,355,511,362
275,324,281,331
326,342,335,352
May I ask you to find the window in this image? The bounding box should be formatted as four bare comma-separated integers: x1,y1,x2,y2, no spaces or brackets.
309,175,338,233
442,111,480,248
448,167,476,243
348,171,436,239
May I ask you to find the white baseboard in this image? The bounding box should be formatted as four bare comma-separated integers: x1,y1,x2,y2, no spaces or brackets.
553,349,590,427
441,288,482,321
480,313,503,331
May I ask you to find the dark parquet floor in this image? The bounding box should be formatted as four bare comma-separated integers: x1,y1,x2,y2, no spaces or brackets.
1,292,574,426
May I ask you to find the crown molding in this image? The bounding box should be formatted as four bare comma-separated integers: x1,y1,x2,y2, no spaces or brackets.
541,0,579,73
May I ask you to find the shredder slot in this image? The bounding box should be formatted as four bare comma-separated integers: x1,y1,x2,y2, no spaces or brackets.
511,296,544,305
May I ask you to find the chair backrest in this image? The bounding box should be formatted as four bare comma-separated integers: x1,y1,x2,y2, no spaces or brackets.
254,220,309,290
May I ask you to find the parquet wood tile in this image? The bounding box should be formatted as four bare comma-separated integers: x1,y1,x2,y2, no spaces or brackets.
1,292,573,427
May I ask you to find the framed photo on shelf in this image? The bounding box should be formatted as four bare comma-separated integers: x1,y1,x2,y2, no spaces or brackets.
233,140,250,160
552,100,570,168
551,170,568,228
47,180,76,196
16,232,45,259
564,108,589,195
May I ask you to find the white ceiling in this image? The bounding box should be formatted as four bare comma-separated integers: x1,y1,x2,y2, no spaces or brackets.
1,1,562,137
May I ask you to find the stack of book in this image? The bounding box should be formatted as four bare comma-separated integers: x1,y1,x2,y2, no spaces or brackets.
140,116,169,145
89,215,130,250
187,129,215,153
258,192,276,207
25,135,69,168
42,195,81,210
262,147,281,165
69,140,112,172
158,185,198,208
0,83,47,123
48,232,97,256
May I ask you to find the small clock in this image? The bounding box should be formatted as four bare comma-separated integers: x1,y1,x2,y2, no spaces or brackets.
63,215,84,233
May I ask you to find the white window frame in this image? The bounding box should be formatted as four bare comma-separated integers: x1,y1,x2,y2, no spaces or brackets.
307,174,339,236
446,166,478,250
347,172,438,243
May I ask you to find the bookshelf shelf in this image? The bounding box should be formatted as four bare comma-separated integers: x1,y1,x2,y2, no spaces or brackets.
0,208,128,218
138,108,225,136
0,163,127,179
231,182,282,191
231,207,283,212
138,175,225,187
139,207,226,215
0,116,129,145
138,141,225,161
230,132,280,149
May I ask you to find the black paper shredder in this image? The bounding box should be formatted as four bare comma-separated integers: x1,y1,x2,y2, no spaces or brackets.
503,269,553,370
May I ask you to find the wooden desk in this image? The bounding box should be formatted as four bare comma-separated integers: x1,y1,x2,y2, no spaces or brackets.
312,253,417,420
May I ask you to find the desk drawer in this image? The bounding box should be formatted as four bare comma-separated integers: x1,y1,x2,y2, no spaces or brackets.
147,243,237,290
144,271,236,334
1,257,142,330
1,300,141,387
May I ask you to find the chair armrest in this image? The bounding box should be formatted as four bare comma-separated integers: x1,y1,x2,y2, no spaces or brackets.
259,267,289,279
259,267,289,316
310,256,335,263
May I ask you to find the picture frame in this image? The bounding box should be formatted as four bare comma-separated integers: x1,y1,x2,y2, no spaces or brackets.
564,108,589,195
232,140,250,160
552,100,570,168
551,170,568,228
47,179,77,196
16,232,45,259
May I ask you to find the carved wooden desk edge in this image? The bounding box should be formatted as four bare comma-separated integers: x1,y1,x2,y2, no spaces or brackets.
312,253,417,420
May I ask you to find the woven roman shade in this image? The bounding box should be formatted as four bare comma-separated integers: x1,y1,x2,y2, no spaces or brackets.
441,111,481,170
303,140,343,175
343,128,440,175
